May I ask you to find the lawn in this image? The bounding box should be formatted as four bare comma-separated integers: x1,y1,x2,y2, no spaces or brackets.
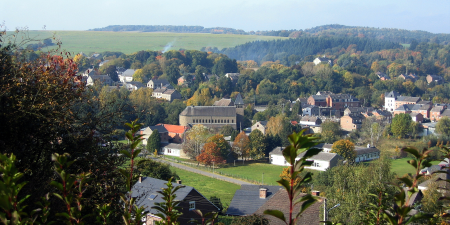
390,157,439,176
215,162,286,186
171,168,240,208
7,30,288,55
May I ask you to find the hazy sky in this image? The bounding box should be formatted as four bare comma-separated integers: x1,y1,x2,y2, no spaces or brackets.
2,0,450,34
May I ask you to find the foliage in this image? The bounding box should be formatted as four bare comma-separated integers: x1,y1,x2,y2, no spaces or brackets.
391,114,412,138
331,140,356,162
136,160,180,181
206,134,232,158
183,125,212,159
436,116,450,137
196,142,226,166
219,124,235,136
230,214,269,225
320,120,342,144
152,178,183,225
263,129,321,225
233,131,251,160
147,130,161,155
249,129,267,159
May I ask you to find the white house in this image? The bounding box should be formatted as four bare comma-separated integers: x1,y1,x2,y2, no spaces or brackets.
354,146,380,163
384,91,399,112
269,147,342,171
119,69,135,82
160,143,185,157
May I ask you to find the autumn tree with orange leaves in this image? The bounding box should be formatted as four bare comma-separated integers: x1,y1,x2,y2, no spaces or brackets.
196,142,225,166
233,131,251,160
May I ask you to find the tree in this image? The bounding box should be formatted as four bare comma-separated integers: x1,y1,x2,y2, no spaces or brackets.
196,142,225,166
105,65,119,82
207,134,231,158
220,124,235,136
249,129,266,159
230,130,239,141
290,101,302,121
233,131,251,160
266,114,285,136
391,113,412,138
436,116,450,137
230,215,269,225
321,120,342,143
183,125,212,159
361,116,386,147
331,139,356,162
137,160,179,181
147,130,161,155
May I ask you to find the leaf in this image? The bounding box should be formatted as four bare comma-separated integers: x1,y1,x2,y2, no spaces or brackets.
263,209,287,223
302,148,322,159
402,147,420,159
397,176,413,188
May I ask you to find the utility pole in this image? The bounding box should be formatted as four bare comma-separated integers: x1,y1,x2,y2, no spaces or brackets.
324,198,327,221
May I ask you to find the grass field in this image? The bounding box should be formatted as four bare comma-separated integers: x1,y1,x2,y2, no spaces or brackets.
8,30,288,55
171,168,240,207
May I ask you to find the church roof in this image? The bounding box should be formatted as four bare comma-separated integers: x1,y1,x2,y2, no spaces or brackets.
180,106,236,117
234,93,244,105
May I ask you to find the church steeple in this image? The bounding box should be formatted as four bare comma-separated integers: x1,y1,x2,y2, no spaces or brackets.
234,93,244,107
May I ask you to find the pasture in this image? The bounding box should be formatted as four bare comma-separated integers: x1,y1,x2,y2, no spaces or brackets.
8,30,288,55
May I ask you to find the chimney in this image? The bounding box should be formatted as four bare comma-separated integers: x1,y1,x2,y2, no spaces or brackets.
139,175,142,183
312,191,320,196
259,188,267,199
176,180,182,185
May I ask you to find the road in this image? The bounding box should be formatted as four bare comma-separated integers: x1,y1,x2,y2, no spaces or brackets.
156,158,252,186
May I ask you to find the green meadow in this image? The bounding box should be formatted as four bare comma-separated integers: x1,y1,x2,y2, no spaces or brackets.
8,30,288,55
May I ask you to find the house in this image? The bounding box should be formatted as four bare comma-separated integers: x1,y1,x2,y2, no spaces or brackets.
410,103,432,119
83,68,98,77
152,88,182,102
226,185,282,216
384,91,400,112
376,72,391,81
254,189,323,225
409,112,424,123
203,74,218,82
86,75,113,86
124,81,146,91
302,105,320,116
354,146,380,163
119,69,135,82
160,143,187,157
326,93,360,110
307,95,328,107
147,79,172,89
398,73,419,82
179,94,245,130
99,59,110,67
313,56,332,66
300,116,322,126
269,147,342,171
132,177,220,225
418,170,450,193
141,125,169,146
371,110,393,123
340,112,365,131
426,74,444,84
395,96,421,109
430,106,446,121
157,124,189,144
251,121,268,135
393,104,414,116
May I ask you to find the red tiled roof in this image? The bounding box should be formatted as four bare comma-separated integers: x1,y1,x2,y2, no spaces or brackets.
158,124,189,134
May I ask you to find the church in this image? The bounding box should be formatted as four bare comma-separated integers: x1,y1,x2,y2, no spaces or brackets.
179,93,245,130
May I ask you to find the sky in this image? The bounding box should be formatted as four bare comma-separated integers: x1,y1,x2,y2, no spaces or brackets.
2,0,450,34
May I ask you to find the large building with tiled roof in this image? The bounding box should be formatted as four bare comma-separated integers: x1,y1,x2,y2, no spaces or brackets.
179,93,245,129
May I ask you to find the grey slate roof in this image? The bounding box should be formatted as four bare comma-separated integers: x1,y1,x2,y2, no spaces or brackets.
161,143,183,149
213,99,234,106
179,106,236,117
226,185,283,216
131,177,194,214
395,104,414,111
354,147,380,155
397,96,420,102
147,125,168,133
122,69,136,77
234,93,244,105
127,81,146,88
385,91,399,98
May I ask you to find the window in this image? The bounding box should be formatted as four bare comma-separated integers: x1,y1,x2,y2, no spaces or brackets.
189,201,195,210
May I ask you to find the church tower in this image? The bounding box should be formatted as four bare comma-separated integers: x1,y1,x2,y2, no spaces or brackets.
234,93,245,130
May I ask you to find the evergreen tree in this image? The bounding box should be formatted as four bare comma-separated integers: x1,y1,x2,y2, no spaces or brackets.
147,130,161,154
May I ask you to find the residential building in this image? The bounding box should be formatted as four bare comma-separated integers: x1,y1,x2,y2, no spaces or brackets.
395,96,421,109
376,71,390,81
254,190,323,225
326,93,360,110
340,112,365,131
160,143,187,157
426,75,444,84
393,104,414,116
354,146,380,163
86,75,113,86
313,57,332,65
418,170,450,193
124,81,146,91
147,79,172,89
157,124,189,144
430,106,446,121
152,88,182,102
398,73,419,82
409,112,424,123
302,105,320,116
141,125,169,146
226,185,282,216
119,69,135,82
132,177,219,225
384,91,400,112
269,147,342,171
251,121,268,135
299,116,322,126
307,95,328,107
371,110,393,123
